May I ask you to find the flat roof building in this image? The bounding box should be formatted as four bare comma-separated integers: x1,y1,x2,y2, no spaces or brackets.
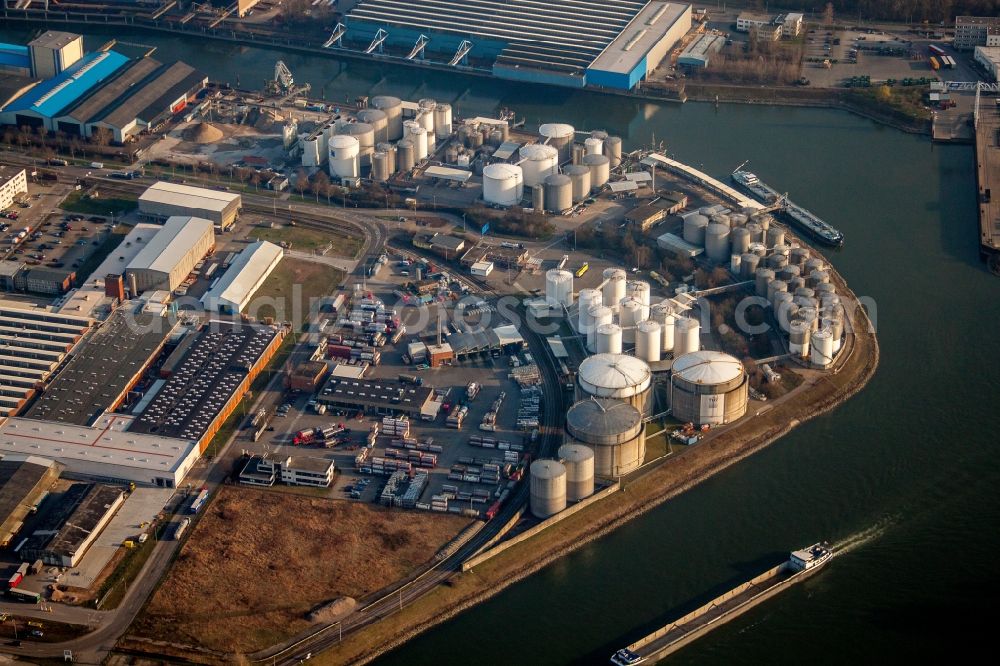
0,455,61,547
138,181,241,231
200,240,282,315
125,215,215,294
975,46,1000,81
677,32,726,68
0,167,27,211
316,376,433,417
28,31,84,80
18,482,125,567
956,16,1000,50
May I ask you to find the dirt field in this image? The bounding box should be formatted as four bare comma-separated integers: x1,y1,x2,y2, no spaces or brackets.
246,261,345,327
130,486,470,654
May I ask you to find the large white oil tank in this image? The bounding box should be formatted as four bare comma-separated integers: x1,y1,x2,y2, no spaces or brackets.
582,153,610,189
564,164,591,203
619,297,644,344
635,320,662,363
602,268,627,311
338,123,375,165
625,280,651,307
577,353,653,417
810,328,835,367
544,173,573,213
403,121,428,160
558,444,595,501
483,163,524,207
587,304,613,352
788,319,811,358
565,398,645,477
530,459,567,518
578,288,602,334
705,223,731,262
670,350,749,425
650,302,675,352
605,135,623,168
538,122,575,162
584,136,603,156
433,103,453,138
545,268,574,308
595,323,623,354
519,143,559,187
328,134,360,179
371,95,403,140
673,316,700,356
683,214,709,246
356,109,388,144
397,139,416,171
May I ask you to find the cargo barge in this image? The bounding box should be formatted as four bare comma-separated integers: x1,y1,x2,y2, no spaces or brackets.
732,169,845,247
610,543,833,665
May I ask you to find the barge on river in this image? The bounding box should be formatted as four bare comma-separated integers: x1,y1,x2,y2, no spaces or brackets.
732,169,845,247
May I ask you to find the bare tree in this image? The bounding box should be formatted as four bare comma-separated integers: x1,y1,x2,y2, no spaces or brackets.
92,126,112,148
312,171,330,204
294,168,310,197
823,2,835,28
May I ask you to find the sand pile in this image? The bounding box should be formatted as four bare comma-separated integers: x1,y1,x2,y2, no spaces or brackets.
307,596,356,623
184,122,224,143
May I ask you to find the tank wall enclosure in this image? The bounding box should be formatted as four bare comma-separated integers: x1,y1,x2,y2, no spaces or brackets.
566,398,646,478
669,351,749,425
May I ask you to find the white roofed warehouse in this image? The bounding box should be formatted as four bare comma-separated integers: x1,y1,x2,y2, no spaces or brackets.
138,181,241,231
669,350,749,426
200,241,283,314
124,215,215,294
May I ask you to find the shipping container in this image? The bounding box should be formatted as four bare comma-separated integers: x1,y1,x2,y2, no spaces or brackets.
188,488,209,514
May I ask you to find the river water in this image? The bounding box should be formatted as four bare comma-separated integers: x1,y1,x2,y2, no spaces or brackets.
4,26,998,664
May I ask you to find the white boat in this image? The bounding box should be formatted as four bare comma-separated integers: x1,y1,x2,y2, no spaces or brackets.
610,648,646,665
788,542,834,571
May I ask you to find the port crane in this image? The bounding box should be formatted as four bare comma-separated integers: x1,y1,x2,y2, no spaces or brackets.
365,29,388,55
449,40,474,66
406,34,430,61
323,23,346,48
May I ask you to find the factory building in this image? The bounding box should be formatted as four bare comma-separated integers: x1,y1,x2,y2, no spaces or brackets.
0,42,31,77
955,16,1000,50
677,33,726,68
0,455,61,548
129,321,285,453
138,181,241,231
200,241,283,314
0,168,27,210
124,215,215,294
0,415,200,488
27,31,84,80
239,455,336,488
18,482,125,567
669,350,749,425
975,46,1000,81
14,267,76,295
316,377,434,417
345,0,691,91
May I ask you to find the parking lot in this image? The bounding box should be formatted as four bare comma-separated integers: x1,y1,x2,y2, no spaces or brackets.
804,28,942,88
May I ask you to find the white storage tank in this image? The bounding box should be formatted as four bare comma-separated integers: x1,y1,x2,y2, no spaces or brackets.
788,319,811,358
650,302,675,352
483,163,524,207
705,223,731,262
565,398,645,477
605,135,623,167
371,95,404,140
433,103,453,138
545,268,574,308
558,443,595,501
582,153,610,189
625,280,651,307
587,304,613,352
683,214,709,246
397,139,416,171
673,316,700,356
810,328,835,367
730,254,742,275
577,353,653,417
403,121,429,160
564,164,591,203
356,109,389,144
530,459,567,518
602,268,627,311
595,323,623,354
328,134,360,179
635,320,662,363
544,173,573,213
338,122,376,165
670,350,749,425
519,143,559,187
538,122,575,162
619,297,644,344
584,136,603,156
577,288,602,335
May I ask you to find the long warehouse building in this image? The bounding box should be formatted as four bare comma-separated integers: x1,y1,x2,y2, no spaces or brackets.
200,240,283,315
344,0,692,90
138,181,241,231
124,215,215,294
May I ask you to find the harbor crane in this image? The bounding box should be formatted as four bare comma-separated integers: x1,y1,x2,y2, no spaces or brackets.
407,34,430,61
323,23,346,48
449,40,473,66
365,28,388,55
273,61,294,92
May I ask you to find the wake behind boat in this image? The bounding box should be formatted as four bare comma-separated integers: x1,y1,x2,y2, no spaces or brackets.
732,169,844,247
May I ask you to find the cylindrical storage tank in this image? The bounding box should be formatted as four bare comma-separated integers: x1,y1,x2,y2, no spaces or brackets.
730,227,752,254
587,305,614,352
820,293,841,310
828,309,845,353
371,95,403,140
755,268,776,297
519,143,559,187
433,103,453,138
582,154,610,189
370,151,390,182
619,297,645,344
558,444,595,501
788,319,812,357
577,353,653,417
798,305,819,333
532,183,545,211
810,328,835,368
327,134,360,179
403,122,428,160
595,323,623,354
774,292,796,331
578,288,602,335
683,214,709,246
767,279,788,305
746,221,764,243
759,216,770,234
730,213,748,227
590,129,609,142
356,109,388,144
730,254,742,275
545,268,574,308
489,129,504,146
773,243,792,258
376,142,397,174
815,282,836,299
538,123,575,162
417,98,436,128
584,136,603,156
572,143,586,165
705,223,731,262
766,227,785,247
625,280,651,308
635,320,662,363
670,350,749,425
482,163,524,207
564,164,591,202
740,253,760,279
749,242,768,257
565,398,645,477
808,269,831,289
794,286,816,301
605,136,623,168
711,213,731,229
339,122,376,165
650,302,675,353
789,276,807,292
778,265,801,282
544,173,572,213
673,316,700,356
530,459,567,518
397,139,416,171
602,268,627,312
789,247,810,266
804,258,826,274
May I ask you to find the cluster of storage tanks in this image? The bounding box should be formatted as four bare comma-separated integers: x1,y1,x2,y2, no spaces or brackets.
481,123,622,213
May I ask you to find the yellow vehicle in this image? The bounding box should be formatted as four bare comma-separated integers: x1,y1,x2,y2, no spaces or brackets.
27,621,43,628
123,540,135,548
574,262,589,278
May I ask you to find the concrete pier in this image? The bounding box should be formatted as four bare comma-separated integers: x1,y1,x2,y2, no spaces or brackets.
975,95,1000,269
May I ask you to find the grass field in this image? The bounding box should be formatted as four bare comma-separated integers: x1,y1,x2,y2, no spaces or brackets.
250,225,360,258
246,261,345,328
130,486,471,653
60,190,137,216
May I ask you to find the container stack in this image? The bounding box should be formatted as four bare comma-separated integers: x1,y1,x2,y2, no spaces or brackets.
382,415,410,438
446,405,469,429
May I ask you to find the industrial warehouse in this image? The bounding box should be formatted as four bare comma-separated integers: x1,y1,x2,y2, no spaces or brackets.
138,181,242,230
200,240,283,314
124,215,216,293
